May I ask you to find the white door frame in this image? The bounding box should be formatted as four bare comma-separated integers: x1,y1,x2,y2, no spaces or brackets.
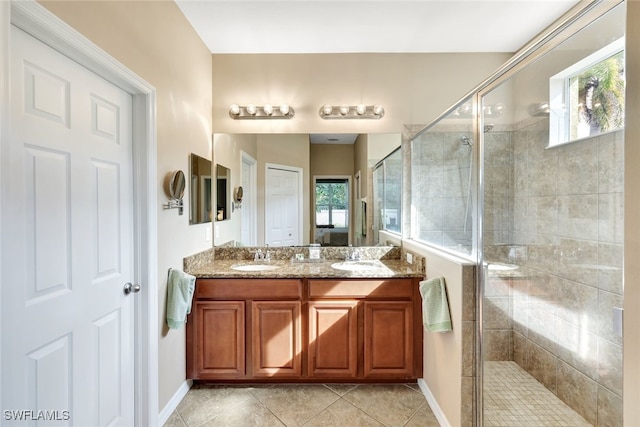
265,163,303,246
241,151,257,246
0,1,159,426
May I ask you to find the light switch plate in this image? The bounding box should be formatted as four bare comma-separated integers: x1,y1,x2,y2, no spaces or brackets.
406,253,413,264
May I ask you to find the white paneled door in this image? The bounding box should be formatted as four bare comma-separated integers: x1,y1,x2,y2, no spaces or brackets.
265,166,300,247
2,26,136,426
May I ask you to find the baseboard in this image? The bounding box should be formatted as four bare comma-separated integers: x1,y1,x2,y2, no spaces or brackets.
418,378,451,427
158,380,192,426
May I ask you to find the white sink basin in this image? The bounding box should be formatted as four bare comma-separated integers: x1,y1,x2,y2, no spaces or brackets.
331,260,385,272
231,264,280,272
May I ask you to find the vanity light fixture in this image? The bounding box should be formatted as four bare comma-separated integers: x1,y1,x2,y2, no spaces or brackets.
319,104,385,120
228,104,295,119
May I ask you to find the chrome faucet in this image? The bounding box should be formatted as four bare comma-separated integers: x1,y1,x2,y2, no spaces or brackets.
346,248,361,261
254,246,271,263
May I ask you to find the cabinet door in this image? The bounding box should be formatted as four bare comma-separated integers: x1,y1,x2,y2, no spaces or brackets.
363,301,413,378
308,301,358,378
251,301,302,377
194,301,245,378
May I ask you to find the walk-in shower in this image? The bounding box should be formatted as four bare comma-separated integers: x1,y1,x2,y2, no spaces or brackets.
408,2,624,426
479,3,624,426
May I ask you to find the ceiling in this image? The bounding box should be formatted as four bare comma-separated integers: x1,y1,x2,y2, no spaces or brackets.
175,0,581,54
176,0,582,144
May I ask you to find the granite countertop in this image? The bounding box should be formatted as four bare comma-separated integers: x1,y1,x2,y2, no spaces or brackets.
186,258,423,279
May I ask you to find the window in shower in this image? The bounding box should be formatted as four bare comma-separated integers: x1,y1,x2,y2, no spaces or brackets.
372,147,402,235
549,37,625,146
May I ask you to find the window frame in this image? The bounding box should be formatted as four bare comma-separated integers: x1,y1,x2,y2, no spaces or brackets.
548,37,625,147
313,176,351,230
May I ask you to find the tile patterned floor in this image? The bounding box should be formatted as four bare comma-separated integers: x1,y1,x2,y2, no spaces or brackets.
164,383,440,427
484,362,592,427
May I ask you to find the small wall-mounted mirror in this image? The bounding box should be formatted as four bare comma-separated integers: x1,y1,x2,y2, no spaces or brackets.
189,154,212,225
216,164,230,221
235,186,243,203
164,170,186,215
168,170,185,201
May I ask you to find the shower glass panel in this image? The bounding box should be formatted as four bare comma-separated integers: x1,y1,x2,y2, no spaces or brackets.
410,96,475,257
480,4,625,426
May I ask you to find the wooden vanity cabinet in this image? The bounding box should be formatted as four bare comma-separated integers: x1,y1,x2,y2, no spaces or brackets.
189,301,245,378
363,301,413,377
187,276,422,382
307,300,359,378
251,300,302,378
186,278,303,380
307,278,421,380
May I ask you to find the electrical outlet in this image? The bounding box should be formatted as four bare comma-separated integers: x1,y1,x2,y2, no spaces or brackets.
406,252,413,264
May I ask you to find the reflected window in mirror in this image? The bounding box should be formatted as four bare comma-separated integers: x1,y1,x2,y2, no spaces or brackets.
189,154,212,225
216,164,231,221
314,177,350,246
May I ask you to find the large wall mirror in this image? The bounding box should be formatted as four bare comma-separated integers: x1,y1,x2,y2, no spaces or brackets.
216,164,231,221
212,133,400,246
189,153,212,225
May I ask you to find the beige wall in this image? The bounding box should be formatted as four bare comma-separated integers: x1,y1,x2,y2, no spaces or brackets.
212,53,511,135
310,144,355,176
256,134,311,245
404,240,476,427
38,0,213,411
625,2,640,425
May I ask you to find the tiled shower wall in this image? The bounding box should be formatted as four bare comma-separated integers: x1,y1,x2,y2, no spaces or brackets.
411,123,474,254
483,117,623,426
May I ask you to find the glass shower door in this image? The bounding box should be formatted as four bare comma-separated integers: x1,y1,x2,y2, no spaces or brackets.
480,4,625,426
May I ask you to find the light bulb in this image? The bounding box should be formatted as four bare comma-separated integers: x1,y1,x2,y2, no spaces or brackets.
280,104,290,115
229,104,240,116
356,104,366,115
373,105,384,116
263,104,273,115
339,105,350,115
246,104,257,115
322,105,333,116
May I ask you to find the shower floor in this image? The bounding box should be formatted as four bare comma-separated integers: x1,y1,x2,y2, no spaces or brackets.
484,361,592,427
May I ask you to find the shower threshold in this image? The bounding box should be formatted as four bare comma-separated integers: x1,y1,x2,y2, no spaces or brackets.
484,361,592,426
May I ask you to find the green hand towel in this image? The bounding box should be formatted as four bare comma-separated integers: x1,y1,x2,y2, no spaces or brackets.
419,276,452,333
166,268,196,329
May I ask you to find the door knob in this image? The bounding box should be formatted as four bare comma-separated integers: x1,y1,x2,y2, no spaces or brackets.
123,282,141,295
